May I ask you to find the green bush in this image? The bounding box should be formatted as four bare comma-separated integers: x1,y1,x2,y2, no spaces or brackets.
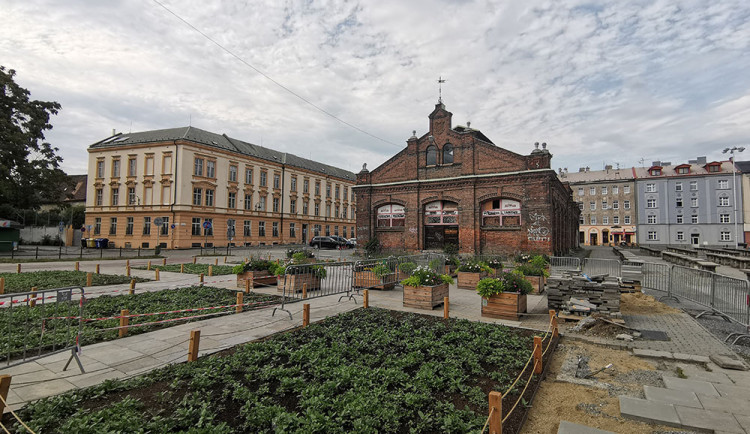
364,237,381,255
370,264,393,278
401,266,453,287
456,260,491,274
500,270,533,295
476,277,504,298
233,259,274,274
443,243,459,255
398,261,417,275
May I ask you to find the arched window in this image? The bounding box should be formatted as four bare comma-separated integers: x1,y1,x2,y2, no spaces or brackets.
442,144,454,164
481,198,521,227
426,145,437,166
377,204,405,227
424,201,458,225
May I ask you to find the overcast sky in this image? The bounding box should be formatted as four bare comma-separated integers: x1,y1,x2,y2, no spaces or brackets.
3,0,750,176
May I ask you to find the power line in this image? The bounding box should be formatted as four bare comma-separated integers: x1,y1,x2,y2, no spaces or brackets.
151,0,402,148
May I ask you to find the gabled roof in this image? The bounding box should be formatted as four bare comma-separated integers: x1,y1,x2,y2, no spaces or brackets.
452,125,494,144
633,160,736,178
734,160,750,173
62,175,87,202
560,168,636,183
89,126,355,181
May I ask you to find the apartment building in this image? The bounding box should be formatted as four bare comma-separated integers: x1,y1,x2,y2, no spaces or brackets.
635,157,741,247
85,127,356,248
560,166,637,246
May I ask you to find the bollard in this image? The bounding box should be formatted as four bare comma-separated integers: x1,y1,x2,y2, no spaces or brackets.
162,258,167,266
363,289,369,308
199,273,205,285
96,264,100,274
180,263,184,273
188,330,200,362
86,272,93,287
444,297,449,319
193,257,197,264
126,259,130,268
302,283,307,299
155,268,160,281
16,263,21,274
0,277,4,295
245,279,250,294
214,258,218,266
30,287,37,308
533,336,542,374
223,256,227,263
119,309,129,338
126,264,131,277
147,260,152,271
303,303,310,327
489,391,502,434
129,279,136,295
550,310,559,338
75,261,80,271
0,375,11,414
236,292,243,314
208,265,213,277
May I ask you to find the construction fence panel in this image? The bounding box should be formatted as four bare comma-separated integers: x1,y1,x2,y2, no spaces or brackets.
621,260,644,283
707,274,749,326
353,257,400,290
549,257,581,275
670,266,714,308
582,258,622,277
641,262,670,292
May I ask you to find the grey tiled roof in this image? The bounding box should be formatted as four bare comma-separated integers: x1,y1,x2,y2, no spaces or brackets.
89,126,355,181
559,167,636,183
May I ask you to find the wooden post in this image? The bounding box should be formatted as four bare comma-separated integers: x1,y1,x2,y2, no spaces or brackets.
74,261,79,271
126,259,130,268
244,279,250,294
363,289,369,308
303,303,310,327
199,273,204,285
162,258,167,266
0,375,11,415
86,272,93,287
155,268,160,281
550,310,559,338
489,391,502,434
302,283,307,299
16,263,21,273
129,279,135,295
214,258,218,266
30,287,37,307
236,292,243,314
223,256,227,263
95,264,100,274
533,336,542,374
126,264,131,277
119,309,129,338
444,297,449,319
147,260,152,271
180,263,184,273
193,257,197,264
208,265,213,277
188,330,200,362
0,277,5,295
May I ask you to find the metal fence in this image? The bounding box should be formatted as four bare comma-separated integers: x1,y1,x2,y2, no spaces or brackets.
0,287,85,372
582,258,622,277
621,260,644,283
549,257,580,275
641,262,670,292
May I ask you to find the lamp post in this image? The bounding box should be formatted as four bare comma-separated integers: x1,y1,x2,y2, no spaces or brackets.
723,146,745,248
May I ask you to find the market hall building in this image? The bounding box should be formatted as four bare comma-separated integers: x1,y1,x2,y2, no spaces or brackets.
354,102,580,256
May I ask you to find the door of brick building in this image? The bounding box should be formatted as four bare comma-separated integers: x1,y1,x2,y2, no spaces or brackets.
424,225,458,249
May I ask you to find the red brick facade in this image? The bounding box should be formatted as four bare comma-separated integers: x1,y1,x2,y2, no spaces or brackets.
354,103,579,256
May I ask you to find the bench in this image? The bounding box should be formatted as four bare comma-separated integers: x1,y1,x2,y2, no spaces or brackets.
639,246,662,257
666,246,698,257
662,251,719,272
704,252,750,270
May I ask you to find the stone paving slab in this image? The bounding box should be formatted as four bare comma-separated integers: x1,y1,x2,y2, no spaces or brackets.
632,348,672,359
558,420,615,434
714,383,750,401
735,414,750,433
710,354,749,371
619,396,682,427
674,405,745,433
662,376,720,396
643,385,702,408
697,393,750,415
676,363,734,384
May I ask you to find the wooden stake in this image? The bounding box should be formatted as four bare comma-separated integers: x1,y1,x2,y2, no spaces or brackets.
489,391,502,434
444,297,449,319
188,330,200,362
223,256,227,263
363,289,369,308
550,310,559,338
16,264,21,273
214,258,218,266
30,287,37,307
162,258,167,266
180,263,184,273
236,292,243,314
74,261,79,271
95,264,100,274
147,260,151,271
0,375,11,415
302,283,307,299
119,309,129,338
245,279,250,294
533,336,542,374
126,259,130,268
303,303,310,327
0,277,5,295
126,265,131,277
193,257,197,264
199,273,204,285
86,272,93,287
130,279,136,291
208,265,213,277
155,268,160,281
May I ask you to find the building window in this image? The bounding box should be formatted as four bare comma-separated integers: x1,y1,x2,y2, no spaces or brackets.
675,182,683,191
109,217,117,235
192,218,201,236
649,168,662,176
145,157,154,176
290,223,296,238
624,215,631,224
344,188,348,201
720,231,731,242
589,187,596,195
111,188,119,206
707,164,721,173
326,184,331,198
95,189,103,206
260,171,267,187
350,227,355,238
258,221,265,237
646,199,657,208
612,201,619,210
126,217,134,235
194,158,204,176
143,217,151,235
94,218,101,235
691,197,699,207
676,167,689,174
272,222,279,237
720,214,730,223
602,216,609,225
162,186,171,205
690,181,698,191
647,215,657,224
303,179,309,193
718,179,729,189
677,215,684,224
112,159,121,177
677,231,684,241
227,219,235,239
342,207,347,218
590,216,597,225
96,160,105,178
229,165,237,182
426,145,437,166
290,199,296,214
258,196,266,211
578,188,584,196
602,201,608,210
273,197,279,212
128,158,137,176
612,186,619,194
205,189,214,207
579,215,584,224
228,192,236,209
424,201,460,225
443,144,454,164
676,198,683,207
334,226,339,236
243,220,251,237
648,231,658,240
303,200,309,215
291,177,297,192
162,154,172,174
244,193,252,210
245,168,253,184
325,225,330,236
314,202,320,216
624,200,631,210
193,188,202,206
314,224,321,236
377,204,406,227
624,185,631,194
128,187,136,205
578,202,584,210
590,201,596,210
691,215,698,224
335,205,340,218
719,196,729,206
160,217,169,236
201,218,211,236
206,161,215,178
646,183,656,192
273,174,280,189
315,181,320,196
335,185,340,199
613,216,619,224
601,186,607,195
326,204,331,217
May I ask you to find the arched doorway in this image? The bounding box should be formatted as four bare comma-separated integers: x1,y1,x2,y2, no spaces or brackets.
424,200,458,249
589,229,598,246
602,229,609,245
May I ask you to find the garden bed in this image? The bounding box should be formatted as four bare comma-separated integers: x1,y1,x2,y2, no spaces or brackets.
132,263,236,275
0,270,149,293
4,308,558,433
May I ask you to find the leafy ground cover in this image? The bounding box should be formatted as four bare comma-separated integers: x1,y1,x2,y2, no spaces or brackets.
4,308,554,433
133,263,236,275
0,255,163,264
0,271,149,293
0,286,281,361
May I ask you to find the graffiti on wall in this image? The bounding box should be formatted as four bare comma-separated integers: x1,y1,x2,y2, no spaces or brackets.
527,212,550,242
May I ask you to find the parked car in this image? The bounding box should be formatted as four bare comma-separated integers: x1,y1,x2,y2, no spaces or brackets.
347,238,357,247
309,236,345,249
330,236,354,248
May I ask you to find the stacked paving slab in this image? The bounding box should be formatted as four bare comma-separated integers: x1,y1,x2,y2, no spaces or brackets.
547,275,620,315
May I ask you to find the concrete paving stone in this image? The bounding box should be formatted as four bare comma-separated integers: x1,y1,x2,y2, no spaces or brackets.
557,420,615,434
714,383,750,401
5,388,23,405
735,414,750,433
0,361,46,376
672,352,711,363
13,378,76,402
644,386,702,408
632,348,673,359
662,376,720,397
84,346,145,365
67,369,125,389
121,338,175,354
112,356,162,374
619,396,681,427
710,354,749,371
697,393,750,415
11,368,59,384
677,364,735,385
724,369,750,385
675,405,744,433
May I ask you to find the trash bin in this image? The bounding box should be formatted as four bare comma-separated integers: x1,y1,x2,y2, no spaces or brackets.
87,238,96,248
94,238,103,248
81,238,87,248
101,239,109,249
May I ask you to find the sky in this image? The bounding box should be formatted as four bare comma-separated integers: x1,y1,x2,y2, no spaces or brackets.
2,0,750,176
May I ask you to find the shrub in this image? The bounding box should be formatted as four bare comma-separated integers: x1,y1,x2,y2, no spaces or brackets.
476,277,504,298
273,263,327,279
448,256,461,268
485,258,503,270
457,260,492,274
428,258,444,272
401,266,453,287
398,261,417,275
364,237,381,256
443,243,459,255
286,248,314,259
370,264,392,278
500,270,533,295
233,259,275,274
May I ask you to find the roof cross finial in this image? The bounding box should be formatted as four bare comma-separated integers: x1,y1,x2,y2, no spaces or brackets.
438,76,446,103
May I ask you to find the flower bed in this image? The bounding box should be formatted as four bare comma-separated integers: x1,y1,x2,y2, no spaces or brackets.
476,271,533,320
0,271,149,293
401,266,453,310
133,263,236,275
6,308,553,433
233,259,279,289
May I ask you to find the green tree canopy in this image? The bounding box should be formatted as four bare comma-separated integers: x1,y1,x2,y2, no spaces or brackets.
0,66,68,213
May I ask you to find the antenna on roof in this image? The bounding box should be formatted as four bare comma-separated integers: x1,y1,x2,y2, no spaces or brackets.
189,114,192,126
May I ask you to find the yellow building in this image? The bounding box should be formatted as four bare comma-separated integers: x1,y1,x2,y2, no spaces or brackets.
85,127,356,248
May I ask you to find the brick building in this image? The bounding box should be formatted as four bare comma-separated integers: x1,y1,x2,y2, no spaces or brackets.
354,102,579,256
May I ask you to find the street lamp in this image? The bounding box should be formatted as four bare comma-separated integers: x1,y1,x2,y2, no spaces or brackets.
722,146,745,248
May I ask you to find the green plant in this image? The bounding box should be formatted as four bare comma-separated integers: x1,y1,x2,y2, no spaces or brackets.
273,263,327,279
530,254,549,267
370,264,393,279
401,266,453,287
448,256,461,268
0,271,149,293
514,263,549,278
398,261,417,275
233,259,274,274
443,243,459,255
428,258,444,271
476,277,504,298
485,258,503,270
500,270,533,295
456,260,491,274
286,248,314,259
291,252,310,263
364,237,381,255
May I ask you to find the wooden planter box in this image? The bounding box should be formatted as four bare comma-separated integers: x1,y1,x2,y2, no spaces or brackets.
403,283,449,310
277,274,322,294
481,292,527,320
354,270,396,290
457,271,486,289
524,275,545,294
397,270,413,281
444,265,458,277
236,270,277,289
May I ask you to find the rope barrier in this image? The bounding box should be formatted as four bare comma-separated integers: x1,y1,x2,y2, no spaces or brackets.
45,300,279,322
502,360,538,424
480,406,494,433
502,346,535,398
0,393,36,434
0,420,11,434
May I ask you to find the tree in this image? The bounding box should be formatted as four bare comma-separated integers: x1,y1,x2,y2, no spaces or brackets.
0,66,68,214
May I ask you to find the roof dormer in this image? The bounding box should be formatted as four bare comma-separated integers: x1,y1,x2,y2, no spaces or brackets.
704,161,722,173
674,164,691,175
648,165,663,176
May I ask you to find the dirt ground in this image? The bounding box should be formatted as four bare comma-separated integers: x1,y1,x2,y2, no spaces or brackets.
521,341,680,434
620,292,682,315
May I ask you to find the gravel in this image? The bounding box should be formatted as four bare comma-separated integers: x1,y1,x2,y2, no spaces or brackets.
613,369,665,388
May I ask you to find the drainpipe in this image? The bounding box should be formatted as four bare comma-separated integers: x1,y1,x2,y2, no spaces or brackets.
280,154,286,245
170,141,178,248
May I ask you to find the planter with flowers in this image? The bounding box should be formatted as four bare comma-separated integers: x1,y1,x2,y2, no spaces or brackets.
456,260,492,289
477,271,532,320
514,255,550,294
402,266,454,310
273,252,326,294
485,258,503,276
354,262,397,290
397,261,418,281
233,259,278,289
